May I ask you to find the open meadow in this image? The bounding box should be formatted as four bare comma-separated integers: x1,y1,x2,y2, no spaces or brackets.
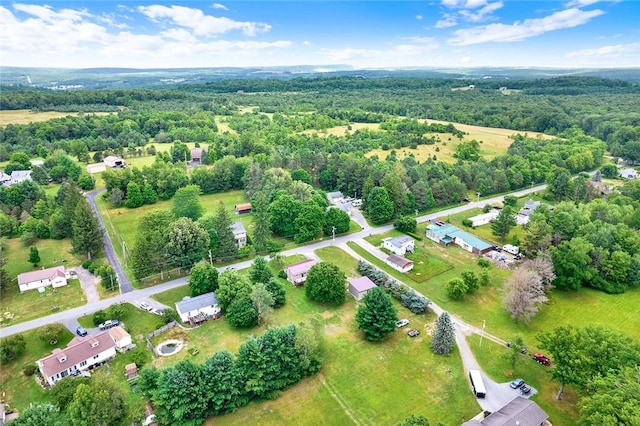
0,110,113,126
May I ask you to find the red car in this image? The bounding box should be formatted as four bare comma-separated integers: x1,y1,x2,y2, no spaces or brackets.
533,353,550,366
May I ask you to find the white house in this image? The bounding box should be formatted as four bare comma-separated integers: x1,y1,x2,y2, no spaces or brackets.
284,258,318,285
468,210,500,227
175,292,221,323
104,156,125,168
348,276,377,301
0,172,11,185
107,326,133,352
231,221,247,249
37,331,117,387
326,191,344,205
620,168,638,179
17,266,67,293
381,236,415,256
2,170,32,186
386,254,414,273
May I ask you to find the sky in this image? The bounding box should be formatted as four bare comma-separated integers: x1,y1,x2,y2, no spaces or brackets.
1,1,639,69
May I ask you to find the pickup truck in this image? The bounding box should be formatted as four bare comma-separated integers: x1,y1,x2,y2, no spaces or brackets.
99,319,120,330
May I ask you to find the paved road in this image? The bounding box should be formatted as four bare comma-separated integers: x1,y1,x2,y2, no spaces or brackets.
85,188,133,293
0,184,546,338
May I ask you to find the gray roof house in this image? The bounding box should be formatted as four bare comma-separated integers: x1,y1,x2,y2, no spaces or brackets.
462,396,549,426
381,236,415,256
175,292,221,323
3,170,32,186
231,221,247,248
326,191,344,205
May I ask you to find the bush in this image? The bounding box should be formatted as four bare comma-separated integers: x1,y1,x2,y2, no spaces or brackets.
278,270,287,279
394,215,417,233
462,218,473,228
92,310,107,326
87,263,97,274
23,364,37,376
477,257,491,268
446,278,468,300
81,260,92,269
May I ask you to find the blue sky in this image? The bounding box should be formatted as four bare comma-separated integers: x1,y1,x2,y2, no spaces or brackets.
1,1,638,69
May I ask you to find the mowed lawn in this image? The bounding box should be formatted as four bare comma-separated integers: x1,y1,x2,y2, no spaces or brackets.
1,238,87,326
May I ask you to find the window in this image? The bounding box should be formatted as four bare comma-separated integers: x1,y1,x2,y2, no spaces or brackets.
94,354,99,359
80,360,87,367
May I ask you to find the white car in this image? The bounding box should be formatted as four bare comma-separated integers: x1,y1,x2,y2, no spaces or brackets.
395,319,410,328
150,308,163,316
139,302,152,311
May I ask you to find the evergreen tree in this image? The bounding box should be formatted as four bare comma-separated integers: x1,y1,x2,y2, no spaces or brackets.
430,312,456,356
201,351,245,416
130,211,173,280
249,256,272,284
251,191,271,252
71,199,103,260
265,278,286,308
125,181,143,208
28,246,40,266
214,201,237,260
491,206,516,242
367,186,394,224
355,286,398,341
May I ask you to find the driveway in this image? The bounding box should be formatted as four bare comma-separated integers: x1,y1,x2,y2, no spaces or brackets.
71,266,100,304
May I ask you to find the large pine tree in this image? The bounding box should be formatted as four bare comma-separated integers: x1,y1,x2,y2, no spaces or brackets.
430,312,456,356
355,286,398,341
215,201,237,260
251,191,271,252
72,199,103,260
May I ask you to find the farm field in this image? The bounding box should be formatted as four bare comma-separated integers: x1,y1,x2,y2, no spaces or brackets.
0,110,113,126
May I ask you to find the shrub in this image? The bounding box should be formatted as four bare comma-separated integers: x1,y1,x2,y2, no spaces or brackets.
87,263,97,274
278,270,287,279
81,260,92,269
477,257,491,268
92,310,107,326
462,218,473,228
23,364,37,376
446,278,467,300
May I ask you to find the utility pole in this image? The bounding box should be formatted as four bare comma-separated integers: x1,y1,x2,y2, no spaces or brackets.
477,192,481,204
479,320,486,347
332,226,336,243
208,250,214,266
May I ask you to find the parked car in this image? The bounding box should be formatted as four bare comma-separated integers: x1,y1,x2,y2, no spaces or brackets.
407,329,420,337
510,378,525,389
98,319,120,330
533,353,551,366
507,341,527,354
139,302,152,311
395,319,410,328
76,326,88,337
150,308,162,316
520,384,532,394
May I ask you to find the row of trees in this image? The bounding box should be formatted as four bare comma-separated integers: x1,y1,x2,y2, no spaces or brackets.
137,323,323,425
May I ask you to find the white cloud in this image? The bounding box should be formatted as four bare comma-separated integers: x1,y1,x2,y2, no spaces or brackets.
303,40,311,45
213,3,229,11
416,14,423,20
435,15,458,28
459,1,503,22
449,7,605,45
565,0,620,7
567,42,640,59
321,38,439,64
137,5,271,36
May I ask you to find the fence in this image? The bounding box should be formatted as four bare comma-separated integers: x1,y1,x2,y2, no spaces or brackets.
145,321,177,355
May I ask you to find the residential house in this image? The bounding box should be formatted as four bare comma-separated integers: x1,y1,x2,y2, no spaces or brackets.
0,171,11,185
37,331,117,387
17,266,67,293
461,396,549,426
107,326,133,352
516,199,553,225
104,156,125,168
326,191,344,205
348,276,377,301
386,254,414,273
231,221,247,248
468,210,500,227
426,221,493,255
190,147,203,164
284,258,318,285
175,292,221,323
234,203,252,214
3,170,32,186
620,168,638,179
381,236,415,256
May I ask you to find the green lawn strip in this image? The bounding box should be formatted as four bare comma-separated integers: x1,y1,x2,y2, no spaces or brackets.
0,326,75,413
467,334,580,425
314,246,359,278
363,228,405,247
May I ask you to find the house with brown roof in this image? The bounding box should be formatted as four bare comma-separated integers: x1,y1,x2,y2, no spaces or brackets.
190,147,203,164
17,266,67,293
284,258,318,285
234,203,252,214
385,254,414,273
37,331,117,386
108,326,133,352
348,276,377,301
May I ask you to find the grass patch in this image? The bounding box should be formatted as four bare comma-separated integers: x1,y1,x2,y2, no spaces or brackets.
0,110,113,126
152,286,191,307
314,246,359,278
405,245,453,283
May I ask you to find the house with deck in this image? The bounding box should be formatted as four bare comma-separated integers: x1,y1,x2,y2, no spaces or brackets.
381,236,415,256
284,258,318,285
426,221,493,255
17,266,67,293
175,292,221,324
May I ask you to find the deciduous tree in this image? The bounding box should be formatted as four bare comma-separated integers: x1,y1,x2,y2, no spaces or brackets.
188,260,219,296
323,207,351,236
249,283,274,325
131,210,173,279
491,206,516,242
394,215,417,233
445,278,467,300
503,268,548,323
166,217,210,268
265,278,286,308
367,186,394,224
249,256,272,284
8,404,67,426
430,312,455,356
250,191,271,252
227,296,259,328
216,270,253,311
172,184,204,220
579,367,640,425
38,323,65,344
355,286,398,341
305,262,346,305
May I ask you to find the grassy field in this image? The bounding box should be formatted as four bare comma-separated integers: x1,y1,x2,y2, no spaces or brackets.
314,246,359,278
0,110,113,126
1,238,87,326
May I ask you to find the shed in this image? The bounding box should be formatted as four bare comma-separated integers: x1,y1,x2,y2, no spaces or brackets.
125,363,138,380
386,254,414,273
234,203,252,214
175,292,221,323
190,147,203,163
348,276,376,301
104,156,125,168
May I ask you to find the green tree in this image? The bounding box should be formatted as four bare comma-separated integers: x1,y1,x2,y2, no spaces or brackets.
552,237,595,291
71,199,103,260
0,334,26,362
504,336,525,371
291,169,312,184
579,367,640,425
491,206,516,242
216,270,253,311
549,169,572,201
227,296,258,328
599,163,618,178
430,312,456,356
355,286,398,341
0,212,18,237
460,270,479,293
141,183,157,205
446,278,467,300
125,181,143,208
131,210,174,279
250,283,274,325
166,217,210,268
250,191,271,252
38,323,65,344
249,256,272,284
367,186,394,224
397,414,430,426
188,260,219,296
265,278,286,308
268,192,302,238
67,380,126,426
294,203,325,243
201,351,244,416
214,201,237,260
323,207,351,236
295,319,324,375
172,184,204,220
394,215,417,233
537,325,640,400
95,263,117,291
153,360,207,425
28,245,40,266
305,262,346,305
8,404,67,426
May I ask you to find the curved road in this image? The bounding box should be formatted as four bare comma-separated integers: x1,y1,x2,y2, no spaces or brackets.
1,184,546,339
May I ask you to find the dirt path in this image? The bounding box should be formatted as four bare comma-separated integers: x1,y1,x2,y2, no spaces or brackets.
319,374,363,426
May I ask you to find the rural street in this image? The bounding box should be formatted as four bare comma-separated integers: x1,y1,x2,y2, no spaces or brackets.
0,184,546,340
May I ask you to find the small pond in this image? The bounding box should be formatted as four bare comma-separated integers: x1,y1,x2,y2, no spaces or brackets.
156,339,184,356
